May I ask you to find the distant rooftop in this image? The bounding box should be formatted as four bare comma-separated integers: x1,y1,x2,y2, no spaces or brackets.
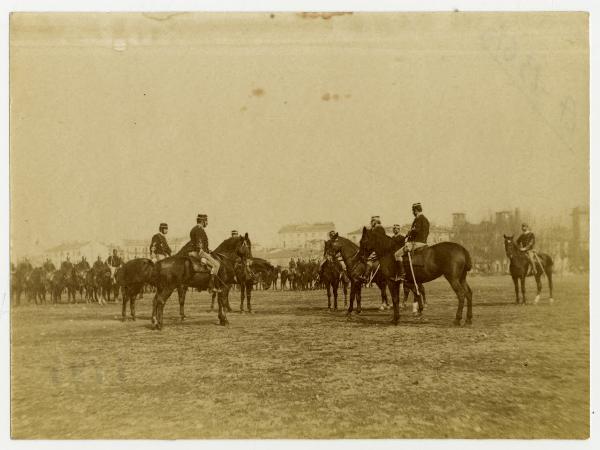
278,222,335,234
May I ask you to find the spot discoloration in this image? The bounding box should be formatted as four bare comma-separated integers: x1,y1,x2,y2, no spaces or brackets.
322,92,350,102
298,12,353,21
251,88,265,97
142,12,186,22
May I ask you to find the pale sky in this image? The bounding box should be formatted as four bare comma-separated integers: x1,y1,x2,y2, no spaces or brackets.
10,12,589,256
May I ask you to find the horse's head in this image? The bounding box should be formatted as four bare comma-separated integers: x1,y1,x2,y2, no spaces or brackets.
238,233,252,259
359,227,375,260
503,234,516,259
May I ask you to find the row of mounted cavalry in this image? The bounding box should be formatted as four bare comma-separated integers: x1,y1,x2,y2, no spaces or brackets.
11,230,555,330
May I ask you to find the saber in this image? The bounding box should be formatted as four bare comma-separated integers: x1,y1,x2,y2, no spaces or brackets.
368,263,380,285
407,250,420,297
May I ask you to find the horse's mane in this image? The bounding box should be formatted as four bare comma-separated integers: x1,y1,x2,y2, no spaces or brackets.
364,228,403,253
214,236,243,254
336,235,359,249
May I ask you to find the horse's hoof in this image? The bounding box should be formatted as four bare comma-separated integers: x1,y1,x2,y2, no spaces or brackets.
356,309,361,315
453,319,462,326
121,317,127,322
549,298,555,304
534,296,540,305
131,317,136,322
390,318,399,326
464,319,472,326
379,305,385,311
219,319,229,326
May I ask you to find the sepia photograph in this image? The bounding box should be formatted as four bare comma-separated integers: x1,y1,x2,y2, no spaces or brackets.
5,1,593,443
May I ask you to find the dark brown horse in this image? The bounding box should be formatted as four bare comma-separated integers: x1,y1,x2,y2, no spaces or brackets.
12,260,33,306
325,236,389,315
116,258,155,321
359,228,473,325
235,257,275,313
320,256,346,310
503,235,554,304
151,234,252,329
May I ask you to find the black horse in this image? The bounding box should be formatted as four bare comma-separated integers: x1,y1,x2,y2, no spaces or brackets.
151,234,252,329
325,236,391,315
235,257,275,313
320,256,346,310
116,258,155,321
359,228,473,325
503,235,554,304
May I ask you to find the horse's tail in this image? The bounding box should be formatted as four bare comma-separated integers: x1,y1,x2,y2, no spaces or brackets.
464,247,473,273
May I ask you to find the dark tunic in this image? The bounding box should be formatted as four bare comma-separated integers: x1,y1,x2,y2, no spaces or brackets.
60,260,73,272
107,255,123,267
289,259,296,270
150,233,172,256
43,261,56,272
391,233,405,246
372,224,387,235
407,214,430,243
517,232,535,251
190,225,209,252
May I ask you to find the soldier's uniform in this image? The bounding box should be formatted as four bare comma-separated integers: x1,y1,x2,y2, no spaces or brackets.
43,259,56,272
188,213,221,292
61,257,73,273
106,252,123,281
391,224,405,245
150,223,172,261
289,258,296,273
517,225,537,274
393,203,430,281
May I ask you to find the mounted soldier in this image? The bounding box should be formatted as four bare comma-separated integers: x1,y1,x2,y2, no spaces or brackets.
188,213,221,293
43,258,56,273
106,249,123,282
363,216,384,281
517,222,537,275
60,254,73,272
289,257,296,274
150,222,172,261
78,255,90,271
321,230,346,270
93,255,104,272
394,202,430,281
391,224,404,244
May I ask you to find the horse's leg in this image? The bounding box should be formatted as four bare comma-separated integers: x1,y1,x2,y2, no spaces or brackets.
155,287,173,330
121,288,128,321
521,275,527,304
217,291,229,326
247,283,253,313
333,280,339,311
420,284,427,307
389,281,400,325
130,287,137,321
346,282,355,315
356,285,362,314
547,269,554,303
326,283,331,310
151,293,158,326
177,286,187,321
240,283,245,312
534,274,542,305
461,276,473,325
512,276,520,304
446,276,466,326
210,291,216,311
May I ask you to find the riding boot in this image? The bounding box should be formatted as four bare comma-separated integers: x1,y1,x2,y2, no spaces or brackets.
209,274,221,293
394,261,405,282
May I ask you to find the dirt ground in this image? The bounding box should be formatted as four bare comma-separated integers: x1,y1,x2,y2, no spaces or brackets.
11,274,589,439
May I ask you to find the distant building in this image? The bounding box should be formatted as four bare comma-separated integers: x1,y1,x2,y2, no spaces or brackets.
253,247,322,267
44,241,117,267
277,222,335,249
346,224,451,245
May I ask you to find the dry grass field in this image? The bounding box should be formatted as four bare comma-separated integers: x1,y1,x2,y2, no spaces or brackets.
11,274,589,439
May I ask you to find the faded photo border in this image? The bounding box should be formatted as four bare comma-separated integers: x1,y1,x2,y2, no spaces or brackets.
1,0,597,449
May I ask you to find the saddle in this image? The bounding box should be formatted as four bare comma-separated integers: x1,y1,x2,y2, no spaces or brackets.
402,245,427,268
188,255,210,273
